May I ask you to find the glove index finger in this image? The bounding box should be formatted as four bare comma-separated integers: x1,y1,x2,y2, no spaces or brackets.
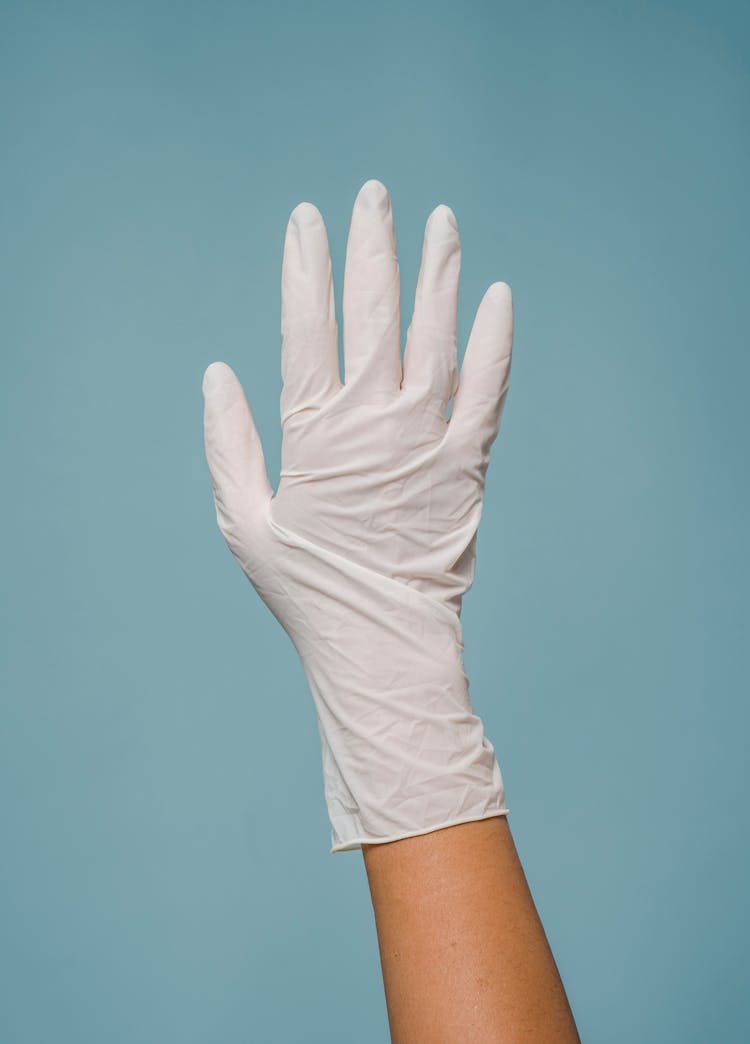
281,202,341,425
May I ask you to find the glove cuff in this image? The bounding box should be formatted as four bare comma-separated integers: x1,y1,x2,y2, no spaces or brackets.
254,515,507,854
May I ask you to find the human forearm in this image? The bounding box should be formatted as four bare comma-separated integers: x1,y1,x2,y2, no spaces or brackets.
362,816,580,1043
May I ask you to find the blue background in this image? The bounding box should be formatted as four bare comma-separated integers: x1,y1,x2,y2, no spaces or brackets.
2,1,748,1040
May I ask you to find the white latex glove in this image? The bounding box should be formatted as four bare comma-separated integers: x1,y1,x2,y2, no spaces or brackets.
203,180,513,853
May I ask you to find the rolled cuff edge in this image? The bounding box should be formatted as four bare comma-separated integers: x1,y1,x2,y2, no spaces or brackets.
329,806,510,854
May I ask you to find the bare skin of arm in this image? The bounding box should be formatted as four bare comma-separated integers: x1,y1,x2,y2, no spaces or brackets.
362,815,580,1043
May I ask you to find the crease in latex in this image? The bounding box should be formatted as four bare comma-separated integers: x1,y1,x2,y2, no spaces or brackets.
260,511,465,645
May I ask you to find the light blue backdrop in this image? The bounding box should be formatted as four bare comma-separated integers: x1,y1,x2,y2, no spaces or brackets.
2,1,748,1041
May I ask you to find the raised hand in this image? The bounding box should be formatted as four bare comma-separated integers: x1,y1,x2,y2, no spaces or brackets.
202,179,512,853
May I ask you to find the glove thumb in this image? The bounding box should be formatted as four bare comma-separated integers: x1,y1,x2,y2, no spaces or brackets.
202,361,272,554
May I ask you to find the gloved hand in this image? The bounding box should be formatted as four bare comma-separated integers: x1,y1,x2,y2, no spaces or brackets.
202,179,513,852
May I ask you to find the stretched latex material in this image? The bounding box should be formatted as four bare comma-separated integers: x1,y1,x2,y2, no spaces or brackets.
203,180,513,852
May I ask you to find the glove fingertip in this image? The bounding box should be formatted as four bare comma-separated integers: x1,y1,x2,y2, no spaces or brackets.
202,360,236,398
